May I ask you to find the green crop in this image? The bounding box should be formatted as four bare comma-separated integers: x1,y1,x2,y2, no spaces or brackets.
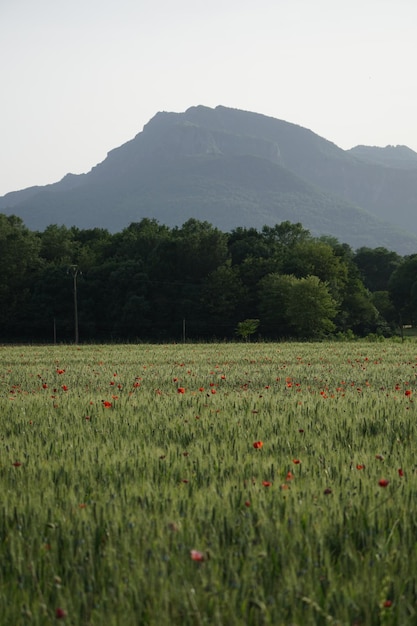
1,342,417,625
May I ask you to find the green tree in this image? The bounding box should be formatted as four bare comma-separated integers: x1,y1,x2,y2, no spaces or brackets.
286,275,338,338
388,255,417,326
337,277,379,335
39,224,77,264
228,227,271,265
0,214,42,337
235,319,260,341
258,273,298,337
354,247,402,292
284,239,348,302
201,263,247,335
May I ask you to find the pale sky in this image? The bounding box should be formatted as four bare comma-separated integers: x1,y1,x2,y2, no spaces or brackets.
1,0,416,197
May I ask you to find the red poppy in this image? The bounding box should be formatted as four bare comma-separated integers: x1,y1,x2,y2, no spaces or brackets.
61,385,68,391
378,479,389,487
356,464,365,470
323,488,332,495
383,600,393,608
177,387,185,394
398,468,404,477
253,441,263,449
262,481,272,487
286,471,294,481
55,608,67,619
190,549,205,562
244,500,251,507
292,459,301,464
12,462,22,467
102,400,112,408
56,369,65,375
405,390,412,397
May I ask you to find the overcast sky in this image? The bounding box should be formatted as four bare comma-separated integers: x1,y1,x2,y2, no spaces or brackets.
1,0,416,197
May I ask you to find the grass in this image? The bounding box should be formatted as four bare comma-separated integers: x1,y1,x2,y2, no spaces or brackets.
1,341,417,625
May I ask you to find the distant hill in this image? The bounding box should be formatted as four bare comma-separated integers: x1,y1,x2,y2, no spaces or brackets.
1,104,417,254
348,145,417,169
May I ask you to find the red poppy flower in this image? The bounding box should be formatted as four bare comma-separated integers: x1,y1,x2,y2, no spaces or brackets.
102,400,112,408
398,468,404,477
378,479,389,487
190,549,205,562
55,608,67,619
292,459,301,464
383,600,393,608
262,481,272,487
324,488,332,495
177,387,185,394
61,385,68,391
56,369,65,375
405,390,412,397
356,464,365,470
286,471,294,481
244,500,251,507
253,441,263,449
12,462,22,467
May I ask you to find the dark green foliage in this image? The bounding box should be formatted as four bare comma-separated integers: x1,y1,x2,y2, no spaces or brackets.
0,214,411,341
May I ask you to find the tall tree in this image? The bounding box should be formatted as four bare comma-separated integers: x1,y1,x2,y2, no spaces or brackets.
388,255,417,326
0,214,42,337
354,247,402,292
286,275,338,338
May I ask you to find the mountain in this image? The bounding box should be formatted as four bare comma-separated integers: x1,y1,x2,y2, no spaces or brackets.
1,104,417,254
348,145,417,169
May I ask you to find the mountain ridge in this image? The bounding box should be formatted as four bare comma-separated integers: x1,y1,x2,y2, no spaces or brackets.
1,104,417,254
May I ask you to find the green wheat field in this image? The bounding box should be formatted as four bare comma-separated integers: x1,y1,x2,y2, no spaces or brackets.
1,341,417,625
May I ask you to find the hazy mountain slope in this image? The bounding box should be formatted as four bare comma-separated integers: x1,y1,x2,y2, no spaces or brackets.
348,145,417,169
1,105,417,253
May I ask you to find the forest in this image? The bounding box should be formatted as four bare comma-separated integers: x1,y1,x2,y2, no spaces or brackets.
1,213,416,342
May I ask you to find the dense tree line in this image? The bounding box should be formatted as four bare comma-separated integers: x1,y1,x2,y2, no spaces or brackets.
0,213,415,342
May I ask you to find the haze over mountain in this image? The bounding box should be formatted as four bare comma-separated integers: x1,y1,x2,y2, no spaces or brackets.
1,105,417,254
